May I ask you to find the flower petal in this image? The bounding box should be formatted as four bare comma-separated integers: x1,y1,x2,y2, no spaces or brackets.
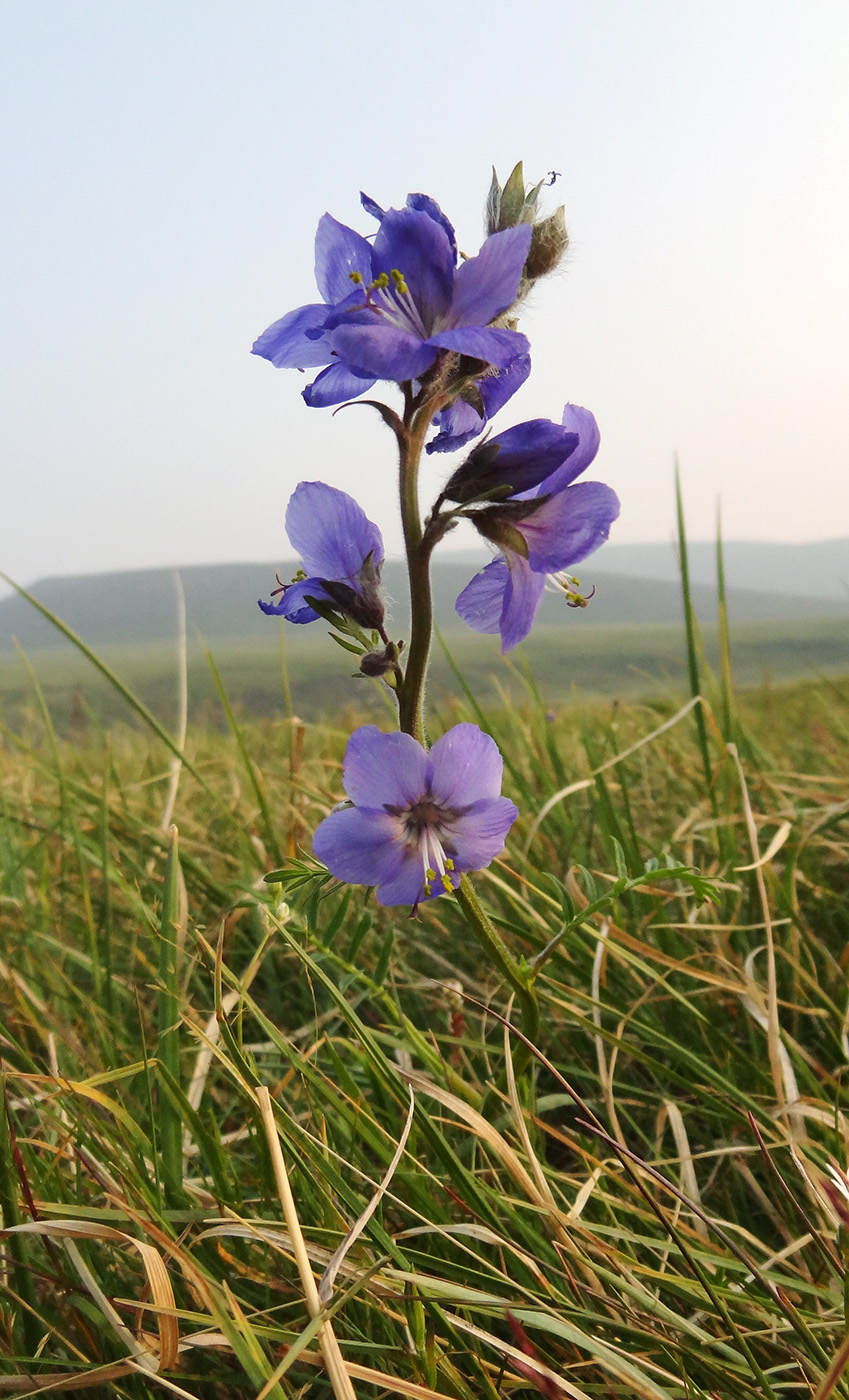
302,361,376,408
360,191,385,220
428,326,529,368
519,481,621,572
373,854,432,907
405,193,457,264
314,214,374,305
372,207,454,329
428,724,505,807
251,303,332,369
428,396,485,455
313,807,406,888
447,225,532,327
342,726,429,809
498,554,547,651
536,404,601,494
258,576,332,624
285,482,383,581
329,323,437,381
442,796,518,871
455,560,510,635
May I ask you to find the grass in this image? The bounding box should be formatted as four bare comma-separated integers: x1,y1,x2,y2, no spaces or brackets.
0,613,846,733
1,588,849,1397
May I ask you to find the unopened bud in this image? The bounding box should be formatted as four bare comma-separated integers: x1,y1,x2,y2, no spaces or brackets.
360,641,401,678
525,205,569,280
485,162,568,281
322,549,385,630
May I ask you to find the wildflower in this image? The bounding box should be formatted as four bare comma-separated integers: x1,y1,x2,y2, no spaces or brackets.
258,481,384,630
252,194,532,406
312,724,518,907
455,404,619,651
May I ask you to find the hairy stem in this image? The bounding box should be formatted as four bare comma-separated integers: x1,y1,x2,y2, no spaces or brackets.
397,401,438,741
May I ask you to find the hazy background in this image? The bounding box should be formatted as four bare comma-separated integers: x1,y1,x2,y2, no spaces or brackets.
2,0,847,603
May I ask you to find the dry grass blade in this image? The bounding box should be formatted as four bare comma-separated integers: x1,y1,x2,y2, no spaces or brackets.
1,1219,178,1374
318,1084,415,1303
399,1069,570,1238
254,1085,358,1400
727,742,798,1132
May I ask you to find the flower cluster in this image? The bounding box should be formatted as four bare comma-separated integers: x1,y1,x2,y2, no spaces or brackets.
253,190,532,425
253,169,619,908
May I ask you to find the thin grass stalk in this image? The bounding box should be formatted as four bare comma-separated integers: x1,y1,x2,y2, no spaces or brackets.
0,1078,41,1356
157,825,183,1207
206,647,283,867
716,505,735,741
98,747,115,1022
674,463,717,818
454,876,539,1084
156,570,188,836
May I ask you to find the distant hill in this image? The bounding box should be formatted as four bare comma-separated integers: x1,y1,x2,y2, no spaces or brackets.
0,548,847,657
589,537,849,601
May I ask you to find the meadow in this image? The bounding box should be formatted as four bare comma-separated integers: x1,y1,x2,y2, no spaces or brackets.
1,568,849,1400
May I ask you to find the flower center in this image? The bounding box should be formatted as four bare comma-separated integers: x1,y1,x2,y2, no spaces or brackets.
348,268,428,340
398,797,457,897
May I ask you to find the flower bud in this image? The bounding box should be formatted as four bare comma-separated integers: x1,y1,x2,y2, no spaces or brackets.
442,419,579,504
525,205,569,280
485,162,568,281
359,641,402,678
320,548,385,631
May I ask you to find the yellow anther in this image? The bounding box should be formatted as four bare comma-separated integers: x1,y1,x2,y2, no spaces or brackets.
425,867,437,881
390,268,409,294
372,271,389,290
349,271,364,285
445,857,455,871
440,873,454,893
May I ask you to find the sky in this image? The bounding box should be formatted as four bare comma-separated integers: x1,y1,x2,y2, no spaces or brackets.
2,0,848,596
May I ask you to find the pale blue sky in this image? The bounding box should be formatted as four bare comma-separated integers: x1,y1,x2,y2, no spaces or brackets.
2,0,847,594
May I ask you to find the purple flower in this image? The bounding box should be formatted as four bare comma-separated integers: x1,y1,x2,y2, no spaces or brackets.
259,481,384,630
455,404,620,652
252,194,532,407
313,724,518,908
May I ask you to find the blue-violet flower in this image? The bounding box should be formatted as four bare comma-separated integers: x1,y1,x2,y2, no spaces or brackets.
252,194,532,407
455,404,619,651
313,724,518,908
259,481,384,630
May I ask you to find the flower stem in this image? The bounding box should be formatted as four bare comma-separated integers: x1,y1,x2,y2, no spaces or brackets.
395,386,540,1088
397,402,438,742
